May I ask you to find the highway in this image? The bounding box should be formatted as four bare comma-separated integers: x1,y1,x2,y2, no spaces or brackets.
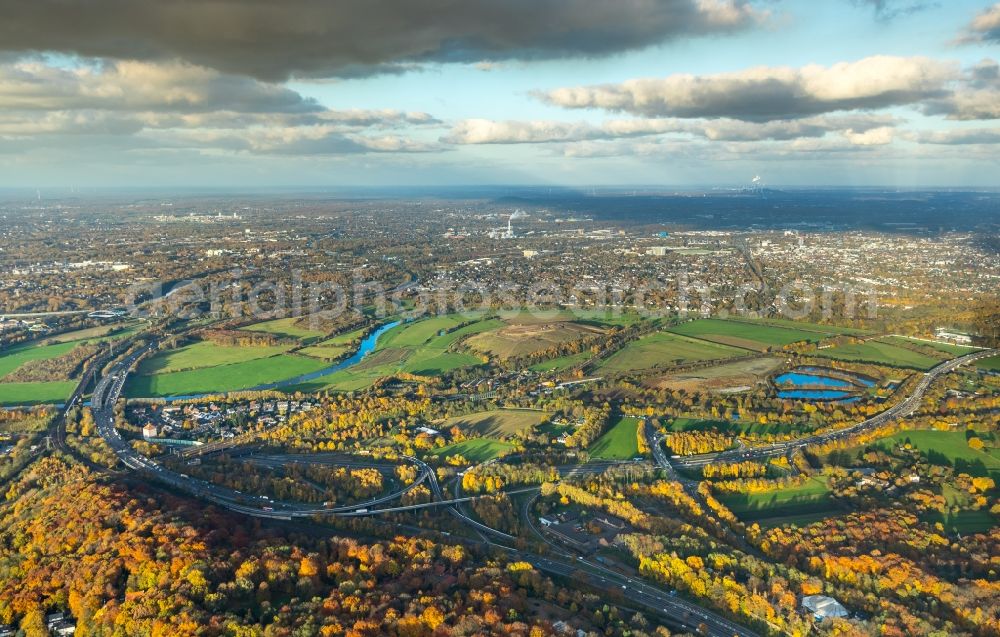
89,346,544,521
519,492,756,637
81,339,761,636
673,348,998,468
89,344,434,518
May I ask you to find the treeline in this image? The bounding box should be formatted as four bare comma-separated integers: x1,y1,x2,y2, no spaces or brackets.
471,493,519,534
461,462,559,494
173,457,385,505
664,431,734,456
0,409,51,433
199,328,297,348
0,457,610,637
2,343,98,382
709,475,810,495
701,460,769,479
563,405,611,449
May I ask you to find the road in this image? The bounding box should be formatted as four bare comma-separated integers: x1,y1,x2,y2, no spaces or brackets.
89,344,447,519
520,492,756,637
673,348,998,468
85,335,759,635
89,348,539,520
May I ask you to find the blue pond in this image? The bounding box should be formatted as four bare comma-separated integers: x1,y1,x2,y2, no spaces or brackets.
774,372,853,389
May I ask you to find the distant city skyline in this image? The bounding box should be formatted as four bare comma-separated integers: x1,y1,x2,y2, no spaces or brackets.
0,0,998,187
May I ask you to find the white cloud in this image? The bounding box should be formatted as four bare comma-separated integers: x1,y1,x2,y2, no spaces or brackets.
442,119,687,144
0,60,320,113
958,2,1000,43
842,126,894,145
537,55,957,121
0,59,440,156
910,128,1000,144
444,114,897,145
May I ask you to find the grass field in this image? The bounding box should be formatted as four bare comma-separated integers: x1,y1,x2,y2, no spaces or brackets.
427,438,514,462
440,409,549,438
756,510,842,530
814,340,944,370
379,315,486,348
45,321,144,344
977,356,1000,372
399,318,498,374
647,357,782,392
668,318,833,351
241,317,326,341
597,332,743,374
882,336,980,357
125,354,328,398
137,341,289,375
736,317,869,336
529,351,592,372
466,320,602,359
493,309,647,328
0,321,146,405
719,477,834,521
0,340,83,379
873,430,1000,478
924,508,997,534
0,381,77,406
589,416,641,460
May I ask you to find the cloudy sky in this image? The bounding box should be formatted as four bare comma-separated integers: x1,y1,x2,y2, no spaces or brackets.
1,0,998,188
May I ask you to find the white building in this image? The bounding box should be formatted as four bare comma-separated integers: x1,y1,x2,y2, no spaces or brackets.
934,328,973,345
142,424,158,439
802,595,849,620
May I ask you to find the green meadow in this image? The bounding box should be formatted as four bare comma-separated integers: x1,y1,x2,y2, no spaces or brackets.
0,321,145,404
427,438,515,463
814,340,944,370
597,331,743,373
241,317,326,341
589,416,641,460
719,477,834,521
667,318,834,351
125,354,328,398
0,381,78,406
872,430,1000,479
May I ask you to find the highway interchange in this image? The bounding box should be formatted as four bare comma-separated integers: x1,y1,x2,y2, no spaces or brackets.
72,332,996,637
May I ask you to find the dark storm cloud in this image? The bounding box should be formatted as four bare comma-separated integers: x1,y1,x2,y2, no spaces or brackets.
0,0,765,80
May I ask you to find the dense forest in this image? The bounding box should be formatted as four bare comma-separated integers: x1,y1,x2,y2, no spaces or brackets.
0,457,653,637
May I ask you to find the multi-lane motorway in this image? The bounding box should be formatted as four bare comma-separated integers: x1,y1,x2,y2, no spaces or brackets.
672,348,998,468
86,339,996,637
82,342,759,635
